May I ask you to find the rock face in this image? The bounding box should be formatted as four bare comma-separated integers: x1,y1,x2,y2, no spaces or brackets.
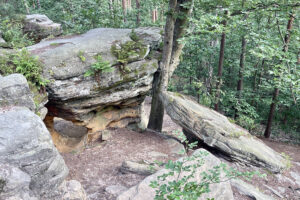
161,91,286,173
231,179,274,200
24,14,62,41
0,107,68,199
0,31,7,47
117,149,234,200
28,27,161,152
0,74,35,111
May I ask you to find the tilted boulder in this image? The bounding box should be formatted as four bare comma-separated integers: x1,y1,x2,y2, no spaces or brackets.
0,107,68,199
28,27,161,151
24,14,62,41
117,149,234,200
161,92,286,173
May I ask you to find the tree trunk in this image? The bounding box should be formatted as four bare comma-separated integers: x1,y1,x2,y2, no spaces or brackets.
264,13,295,138
214,12,227,112
147,0,177,131
122,0,127,22
36,0,41,9
148,0,194,131
234,35,247,119
135,0,140,26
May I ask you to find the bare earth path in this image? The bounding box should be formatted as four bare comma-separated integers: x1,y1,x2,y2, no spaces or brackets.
62,97,300,200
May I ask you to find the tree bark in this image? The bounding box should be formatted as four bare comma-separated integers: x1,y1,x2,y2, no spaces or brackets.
135,0,140,26
264,13,295,138
122,0,127,22
36,0,41,9
214,11,227,112
147,0,177,131
234,35,247,119
148,0,194,131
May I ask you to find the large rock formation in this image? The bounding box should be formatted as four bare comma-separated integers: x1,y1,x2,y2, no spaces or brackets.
0,106,68,199
24,14,62,41
117,149,234,200
0,74,86,200
161,92,286,173
28,27,161,151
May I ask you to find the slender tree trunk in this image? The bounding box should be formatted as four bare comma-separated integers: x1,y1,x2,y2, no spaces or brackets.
234,35,247,119
122,0,127,22
36,0,41,9
214,12,227,112
135,0,140,26
148,0,194,131
148,0,177,131
264,13,295,138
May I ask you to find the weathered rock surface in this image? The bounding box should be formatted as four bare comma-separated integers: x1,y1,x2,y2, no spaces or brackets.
24,14,62,41
0,74,35,111
28,28,161,151
0,163,37,200
120,161,159,175
117,149,234,200
0,73,48,120
0,107,68,199
0,31,7,48
161,91,286,173
231,179,274,200
105,185,128,196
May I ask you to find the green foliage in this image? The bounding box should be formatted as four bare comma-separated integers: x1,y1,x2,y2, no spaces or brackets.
84,55,114,83
78,50,86,62
150,131,265,200
111,40,148,65
281,152,292,169
0,19,33,48
0,48,48,89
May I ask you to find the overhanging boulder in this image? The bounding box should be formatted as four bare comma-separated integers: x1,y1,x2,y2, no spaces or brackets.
161,91,286,173
28,27,161,151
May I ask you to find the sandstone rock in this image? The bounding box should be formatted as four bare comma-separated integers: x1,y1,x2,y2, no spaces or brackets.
24,14,62,41
264,185,284,199
54,117,88,138
161,91,286,173
28,28,160,149
101,130,112,141
0,31,7,48
105,185,128,196
0,163,37,200
0,74,35,111
61,180,87,200
118,149,234,200
120,161,159,175
0,107,68,198
231,179,274,200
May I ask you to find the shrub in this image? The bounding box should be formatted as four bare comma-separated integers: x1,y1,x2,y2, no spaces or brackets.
150,131,265,200
84,55,115,84
0,19,33,48
0,48,48,89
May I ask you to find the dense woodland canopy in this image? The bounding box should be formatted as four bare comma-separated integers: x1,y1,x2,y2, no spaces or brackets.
0,0,299,140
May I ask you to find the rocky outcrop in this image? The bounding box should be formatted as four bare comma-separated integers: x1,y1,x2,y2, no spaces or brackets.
231,179,274,200
0,73,86,199
24,14,62,41
117,149,234,200
161,91,286,173
0,31,7,48
28,27,161,152
0,74,35,111
0,107,68,199
0,73,48,120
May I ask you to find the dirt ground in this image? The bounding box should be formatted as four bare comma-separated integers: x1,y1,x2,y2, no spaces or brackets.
62,97,300,200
